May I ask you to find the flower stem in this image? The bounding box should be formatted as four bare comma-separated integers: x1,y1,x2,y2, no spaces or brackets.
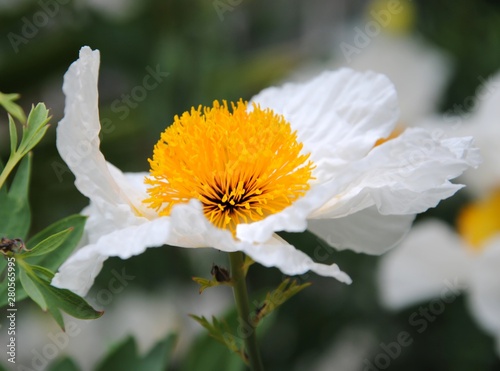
229,251,264,371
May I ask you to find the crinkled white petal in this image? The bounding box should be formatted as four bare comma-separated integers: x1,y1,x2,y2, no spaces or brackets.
53,200,241,296
54,199,352,295
313,128,480,218
468,238,500,344
308,206,415,255
242,235,352,284
377,220,470,310
56,46,149,218
251,68,399,182
238,127,480,245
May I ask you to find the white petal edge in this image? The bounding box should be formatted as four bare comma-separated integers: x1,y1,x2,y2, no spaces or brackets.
312,128,481,219
377,219,470,310
307,206,415,255
56,46,149,217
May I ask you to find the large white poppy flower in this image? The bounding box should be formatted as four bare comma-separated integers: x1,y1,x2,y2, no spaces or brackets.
53,46,479,296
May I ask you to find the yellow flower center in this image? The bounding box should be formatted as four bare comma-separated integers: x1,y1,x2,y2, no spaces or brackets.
144,100,314,233
457,189,500,251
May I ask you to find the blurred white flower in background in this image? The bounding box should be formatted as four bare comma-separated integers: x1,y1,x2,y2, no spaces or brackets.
346,33,452,125
378,73,500,356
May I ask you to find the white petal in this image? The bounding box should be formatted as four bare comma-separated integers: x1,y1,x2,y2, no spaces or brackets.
56,46,147,217
252,68,399,182
308,206,415,255
53,200,241,295
52,217,171,296
468,238,500,340
313,127,480,218
241,235,352,284
238,127,479,245
377,220,470,310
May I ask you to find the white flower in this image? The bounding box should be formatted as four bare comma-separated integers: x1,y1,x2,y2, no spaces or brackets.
346,34,452,125
378,218,500,356
53,46,479,296
378,73,500,356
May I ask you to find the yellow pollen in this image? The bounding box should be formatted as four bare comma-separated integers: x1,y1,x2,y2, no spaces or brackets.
144,100,315,233
457,189,500,251
374,125,405,147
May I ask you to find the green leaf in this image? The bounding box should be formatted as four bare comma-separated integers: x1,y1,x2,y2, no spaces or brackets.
31,264,55,280
39,280,104,325
22,228,73,258
9,115,18,154
18,103,50,157
19,268,47,310
0,92,26,124
0,216,85,308
15,262,103,329
48,357,81,371
26,215,86,272
0,153,31,239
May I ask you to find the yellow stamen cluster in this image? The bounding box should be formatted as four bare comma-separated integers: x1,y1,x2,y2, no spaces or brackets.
144,100,314,233
457,189,500,251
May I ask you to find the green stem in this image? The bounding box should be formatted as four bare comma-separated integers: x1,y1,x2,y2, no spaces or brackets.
229,251,264,371
0,153,21,190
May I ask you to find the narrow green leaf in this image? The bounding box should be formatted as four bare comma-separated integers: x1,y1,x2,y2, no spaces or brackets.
48,357,81,371
0,92,26,123
38,280,104,321
22,228,73,258
31,264,55,280
0,154,31,239
19,268,47,311
8,115,18,154
0,216,85,308
26,215,86,272
19,103,50,156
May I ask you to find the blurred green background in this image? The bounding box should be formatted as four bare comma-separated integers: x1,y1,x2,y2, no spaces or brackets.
1,0,500,370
